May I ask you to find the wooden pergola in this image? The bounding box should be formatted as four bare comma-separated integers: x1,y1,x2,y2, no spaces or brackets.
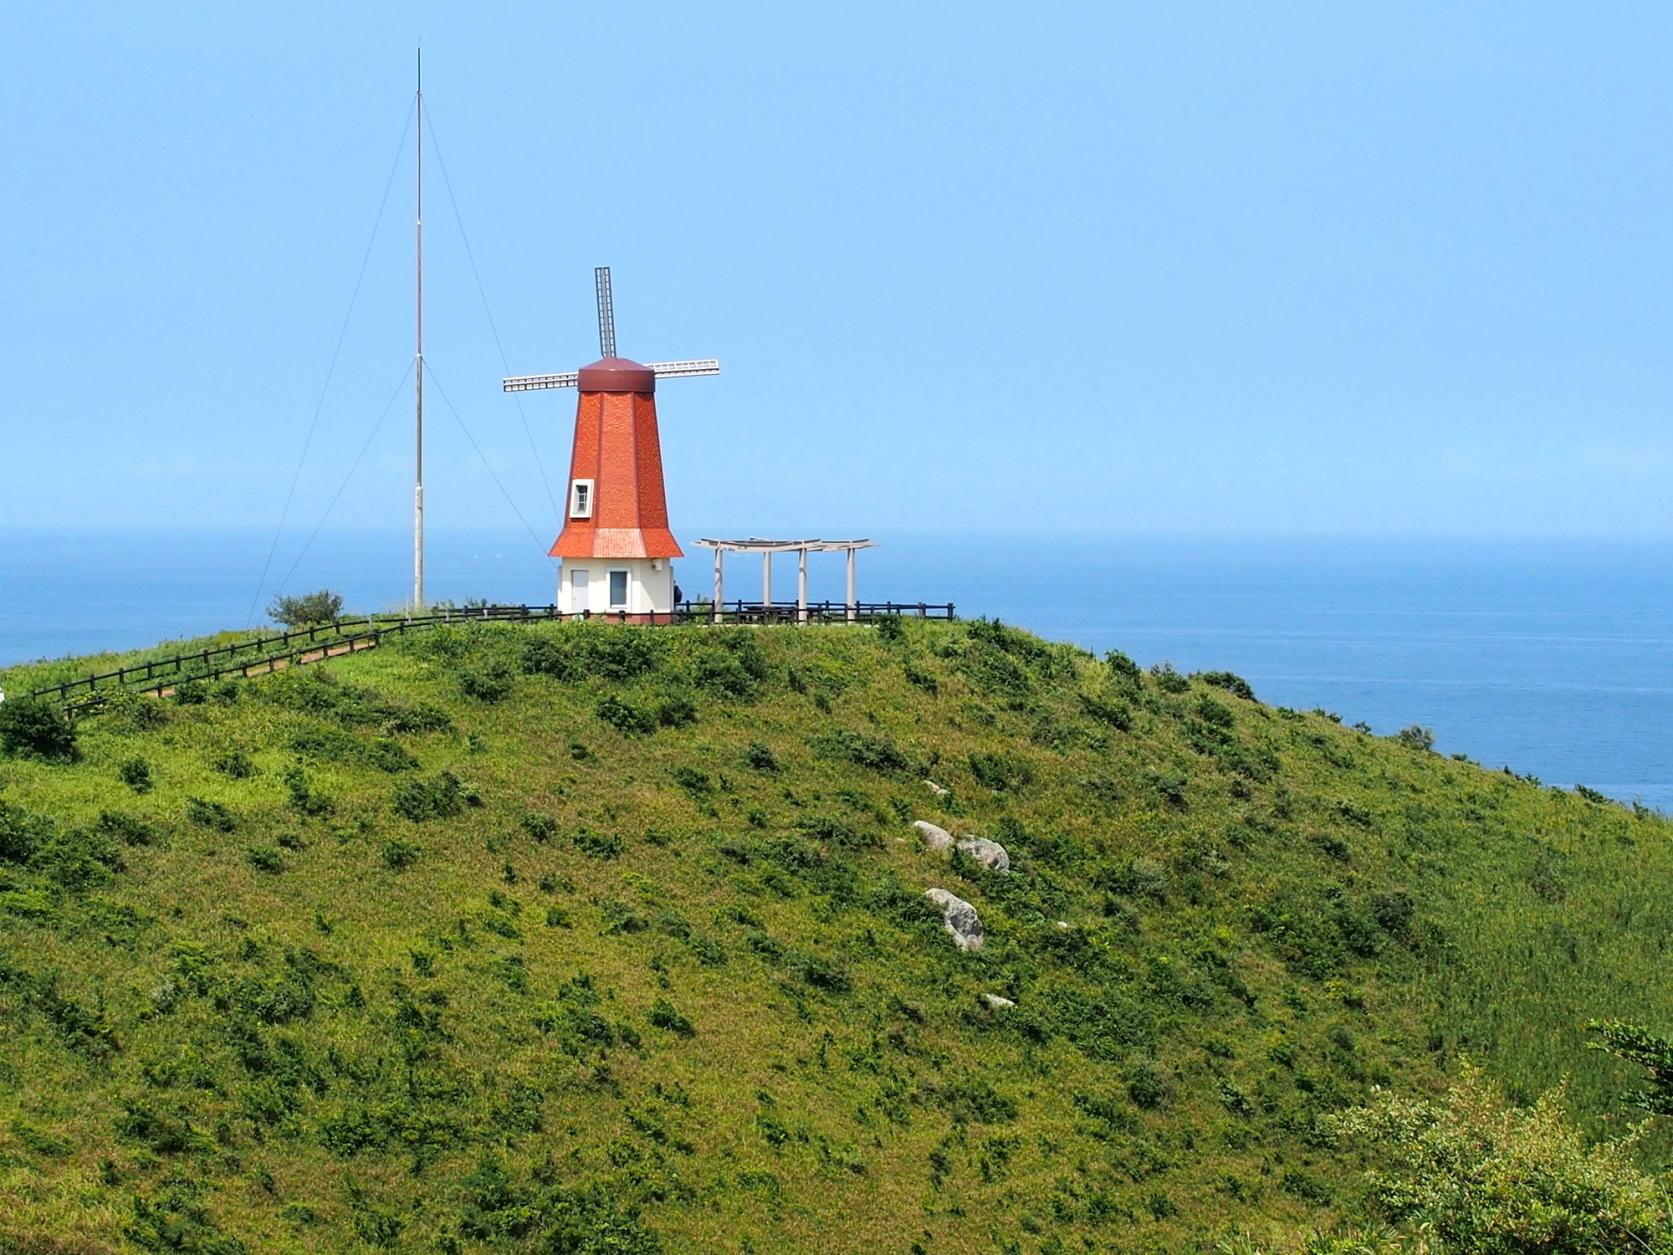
693,537,878,623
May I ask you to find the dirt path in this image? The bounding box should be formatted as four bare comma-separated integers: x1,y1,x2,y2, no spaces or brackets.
150,635,379,698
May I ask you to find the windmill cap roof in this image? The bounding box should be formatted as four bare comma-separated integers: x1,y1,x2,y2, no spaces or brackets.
578,357,655,392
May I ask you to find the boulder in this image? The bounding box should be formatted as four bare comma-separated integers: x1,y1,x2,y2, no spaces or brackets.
956,836,1011,874
926,888,984,951
923,779,950,797
912,819,954,851
982,993,1016,1010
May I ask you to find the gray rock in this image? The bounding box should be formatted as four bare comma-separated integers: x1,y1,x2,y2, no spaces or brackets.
955,836,1011,874
982,993,1016,1009
912,819,954,851
923,779,950,797
926,888,984,951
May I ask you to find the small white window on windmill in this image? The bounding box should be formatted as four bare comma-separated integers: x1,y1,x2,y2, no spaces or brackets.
569,479,595,519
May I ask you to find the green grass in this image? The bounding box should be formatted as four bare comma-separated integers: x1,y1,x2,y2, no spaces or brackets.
0,618,1669,1253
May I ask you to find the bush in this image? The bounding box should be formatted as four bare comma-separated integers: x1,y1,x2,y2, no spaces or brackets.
817,729,910,775
1394,725,1435,752
185,797,235,832
1125,1062,1169,1110
656,691,698,727
0,697,76,762
212,749,257,779
119,756,154,793
648,998,696,1037
1197,670,1256,702
595,694,655,736
970,750,1034,792
268,589,344,627
1587,1020,1673,1116
392,772,467,822
459,658,514,703
1149,662,1190,694
1104,649,1142,685
245,846,284,874
1326,1064,1673,1252
381,840,419,871
745,741,779,773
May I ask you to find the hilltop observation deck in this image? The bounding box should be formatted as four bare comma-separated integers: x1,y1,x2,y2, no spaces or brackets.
693,538,879,624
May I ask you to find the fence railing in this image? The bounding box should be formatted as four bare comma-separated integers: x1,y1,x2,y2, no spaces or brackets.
25,599,954,709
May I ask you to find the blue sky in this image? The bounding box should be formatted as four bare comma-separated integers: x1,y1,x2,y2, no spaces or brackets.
3,3,1671,546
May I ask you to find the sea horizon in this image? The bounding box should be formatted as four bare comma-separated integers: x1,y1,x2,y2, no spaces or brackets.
2,526,1669,814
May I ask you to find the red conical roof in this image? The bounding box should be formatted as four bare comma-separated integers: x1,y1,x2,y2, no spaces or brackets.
549,358,683,560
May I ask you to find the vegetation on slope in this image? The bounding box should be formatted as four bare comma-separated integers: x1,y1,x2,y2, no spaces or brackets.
0,618,1669,1252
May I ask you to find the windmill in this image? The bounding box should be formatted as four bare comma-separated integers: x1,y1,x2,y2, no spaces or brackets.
502,267,720,393
504,268,718,619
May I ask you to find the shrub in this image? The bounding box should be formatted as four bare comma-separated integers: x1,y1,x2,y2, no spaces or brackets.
283,765,334,818
381,840,419,871
585,629,665,681
364,738,418,773
745,741,779,773
459,658,514,703
0,799,51,863
1326,1064,1673,1251
96,810,157,848
119,756,154,793
596,694,655,736
969,750,1034,792
1125,1062,1169,1110
648,998,697,1037
172,679,208,706
391,772,467,822
1104,649,1142,685
656,691,698,727
520,813,558,844
902,658,939,693
1149,662,1190,694
1395,725,1435,752
245,846,285,874
1587,1020,1673,1116
815,729,910,775
1079,691,1132,730
0,697,76,762
185,797,235,833
572,828,625,860
212,749,256,779
1197,670,1256,702
268,589,344,627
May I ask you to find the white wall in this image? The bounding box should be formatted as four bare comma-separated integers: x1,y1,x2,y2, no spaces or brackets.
558,559,675,615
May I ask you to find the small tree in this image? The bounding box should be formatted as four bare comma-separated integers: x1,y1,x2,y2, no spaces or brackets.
267,589,344,628
0,697,77,762
1588,1020,1673,1117
1325,1063,1673,1251
1394,725,1435,752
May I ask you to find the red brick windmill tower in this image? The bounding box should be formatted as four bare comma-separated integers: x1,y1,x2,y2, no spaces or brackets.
504,268,718,618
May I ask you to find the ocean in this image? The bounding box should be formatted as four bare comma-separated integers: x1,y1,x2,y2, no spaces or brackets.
1,528,1668,813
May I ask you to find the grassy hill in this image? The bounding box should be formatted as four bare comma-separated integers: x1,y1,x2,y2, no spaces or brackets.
0,617,1669,1252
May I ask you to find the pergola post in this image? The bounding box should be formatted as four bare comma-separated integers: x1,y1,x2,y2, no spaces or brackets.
762,551,772,616
713,548,724,624
797,547,809,625
845,546,857,623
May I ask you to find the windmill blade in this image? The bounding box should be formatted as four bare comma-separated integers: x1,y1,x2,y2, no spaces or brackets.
647,359,721,379
595,266,616,359
502,371,581,392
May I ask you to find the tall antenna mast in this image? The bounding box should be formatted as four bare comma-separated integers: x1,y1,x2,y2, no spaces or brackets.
413,47,425,609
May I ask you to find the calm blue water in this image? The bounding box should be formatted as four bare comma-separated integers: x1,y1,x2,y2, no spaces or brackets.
1,528,1668,813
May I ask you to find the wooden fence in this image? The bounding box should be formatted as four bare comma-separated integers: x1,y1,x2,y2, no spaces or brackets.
25,599,955,712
